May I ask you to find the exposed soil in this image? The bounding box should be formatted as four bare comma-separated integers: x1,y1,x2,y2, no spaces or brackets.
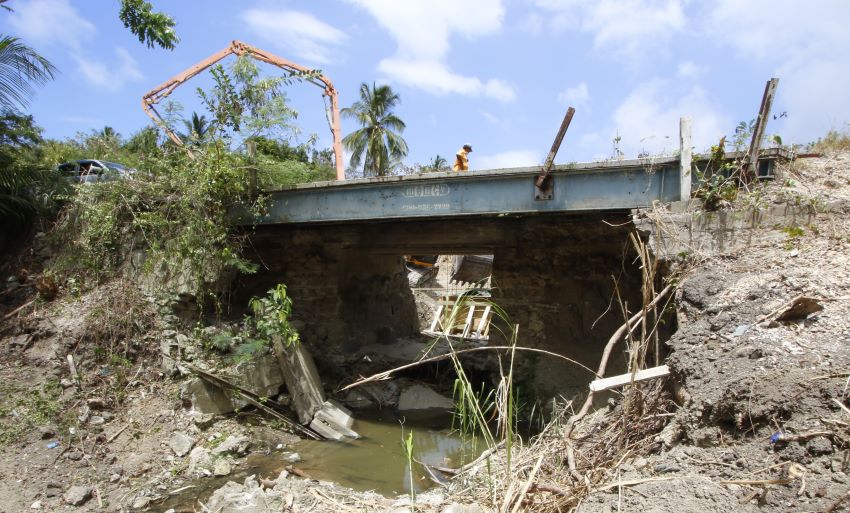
0,151,849,512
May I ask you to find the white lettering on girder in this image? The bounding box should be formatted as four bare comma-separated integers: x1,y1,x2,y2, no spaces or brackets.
402,183,450,198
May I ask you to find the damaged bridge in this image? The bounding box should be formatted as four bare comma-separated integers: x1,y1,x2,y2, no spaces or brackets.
237,149,789,402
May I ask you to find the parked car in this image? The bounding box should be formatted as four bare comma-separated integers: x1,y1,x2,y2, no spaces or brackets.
58,159,135,184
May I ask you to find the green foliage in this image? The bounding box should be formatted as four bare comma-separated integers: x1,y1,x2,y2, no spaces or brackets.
342,82,409,177
694,137,740,211
197,57,318,145
248,283,300,348
401,429,416,503
0,112,69,222
781,225,805,239
0,34,56,110
732,119,755,151
51,142,259,294
0,380,63,447
118,0,179,50
426,154,449,173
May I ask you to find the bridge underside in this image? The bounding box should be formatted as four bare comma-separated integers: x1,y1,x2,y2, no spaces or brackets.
238,212,669,400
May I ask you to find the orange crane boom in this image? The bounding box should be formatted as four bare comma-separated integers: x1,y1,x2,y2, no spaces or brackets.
141,40,345,181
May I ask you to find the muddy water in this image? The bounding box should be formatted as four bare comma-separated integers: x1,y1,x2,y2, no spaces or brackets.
294,409,483,496
151,409,482,511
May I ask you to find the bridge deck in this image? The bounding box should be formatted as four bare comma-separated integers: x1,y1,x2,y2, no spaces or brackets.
247,149,789,225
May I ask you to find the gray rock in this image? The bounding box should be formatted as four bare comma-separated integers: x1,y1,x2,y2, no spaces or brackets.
398,384,454,411
184,378,235,415
64,485,92,506
213,459,233,476
441,503,489,513
189,447,212,474
283,452,301,463
212,434,250,456
170,432,195,457
44,484,62,498
653,462,682,473
807,436,833,456
131,496,151,509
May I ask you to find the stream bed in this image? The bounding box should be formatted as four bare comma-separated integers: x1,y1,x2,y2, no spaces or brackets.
152,409,483,511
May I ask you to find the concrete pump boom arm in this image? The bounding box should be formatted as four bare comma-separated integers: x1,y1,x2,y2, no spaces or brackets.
141,40,345,180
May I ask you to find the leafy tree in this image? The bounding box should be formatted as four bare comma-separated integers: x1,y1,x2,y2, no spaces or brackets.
178,112,210,146
124,126,160,156
197,57,306,144
0,112,66,222
0,35,56,110
118,0,179,50
341,82,408,177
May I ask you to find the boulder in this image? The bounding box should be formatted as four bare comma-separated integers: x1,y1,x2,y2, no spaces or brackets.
169,432,195,457
188,447,212,474
212,434,251,456
397,384,454,411
63,485,92,506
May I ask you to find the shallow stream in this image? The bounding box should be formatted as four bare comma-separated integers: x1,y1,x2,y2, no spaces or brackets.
152,409,482,511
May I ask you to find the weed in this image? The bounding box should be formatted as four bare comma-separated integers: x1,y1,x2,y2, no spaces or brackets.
0,381,64,447
781,225,805,239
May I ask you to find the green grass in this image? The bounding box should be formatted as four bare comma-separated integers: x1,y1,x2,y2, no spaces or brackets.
0,380,65,447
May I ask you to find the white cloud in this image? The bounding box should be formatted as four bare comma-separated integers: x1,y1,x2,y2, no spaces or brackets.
703,0,850,143
241,9,347,64
557,82,589,107
481,110,510,130
73,48,143,93
677,61,707,80
532,0,686,60
476,149,540,169
7,0,94,49
349,0,516,102
611,80,729,157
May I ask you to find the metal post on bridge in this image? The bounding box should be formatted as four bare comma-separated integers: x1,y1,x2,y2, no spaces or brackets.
679,117,692,202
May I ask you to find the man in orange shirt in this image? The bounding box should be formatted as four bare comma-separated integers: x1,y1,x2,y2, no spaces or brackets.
453,144,472,171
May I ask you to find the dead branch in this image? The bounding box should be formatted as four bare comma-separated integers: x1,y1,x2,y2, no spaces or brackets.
340,346,598,392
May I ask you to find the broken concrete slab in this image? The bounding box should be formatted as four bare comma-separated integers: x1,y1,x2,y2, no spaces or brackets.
309,400,359,441
274,337,325,425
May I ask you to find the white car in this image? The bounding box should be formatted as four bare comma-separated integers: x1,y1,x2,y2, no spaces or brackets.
58,159,135,184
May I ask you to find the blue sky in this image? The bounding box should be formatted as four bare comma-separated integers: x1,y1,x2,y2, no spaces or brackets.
2,0,849,170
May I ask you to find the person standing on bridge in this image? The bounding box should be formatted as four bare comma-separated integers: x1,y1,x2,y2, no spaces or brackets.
453,144,473,171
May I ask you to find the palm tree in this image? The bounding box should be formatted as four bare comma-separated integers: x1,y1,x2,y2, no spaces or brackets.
428,154,449,172
178,112,210,146
0,35,56,110
341,83,408,177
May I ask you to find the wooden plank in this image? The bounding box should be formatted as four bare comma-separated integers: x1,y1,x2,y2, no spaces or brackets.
589,365,670,392
476,305,491,336
461,305,476,338
745,78,780,182
679,117,692,201
429,305,444,333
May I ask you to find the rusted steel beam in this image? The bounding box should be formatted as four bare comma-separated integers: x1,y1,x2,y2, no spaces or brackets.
535,107,575,200
744,77,780,182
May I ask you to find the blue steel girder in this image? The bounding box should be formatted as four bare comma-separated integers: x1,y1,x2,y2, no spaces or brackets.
248,157,682,225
